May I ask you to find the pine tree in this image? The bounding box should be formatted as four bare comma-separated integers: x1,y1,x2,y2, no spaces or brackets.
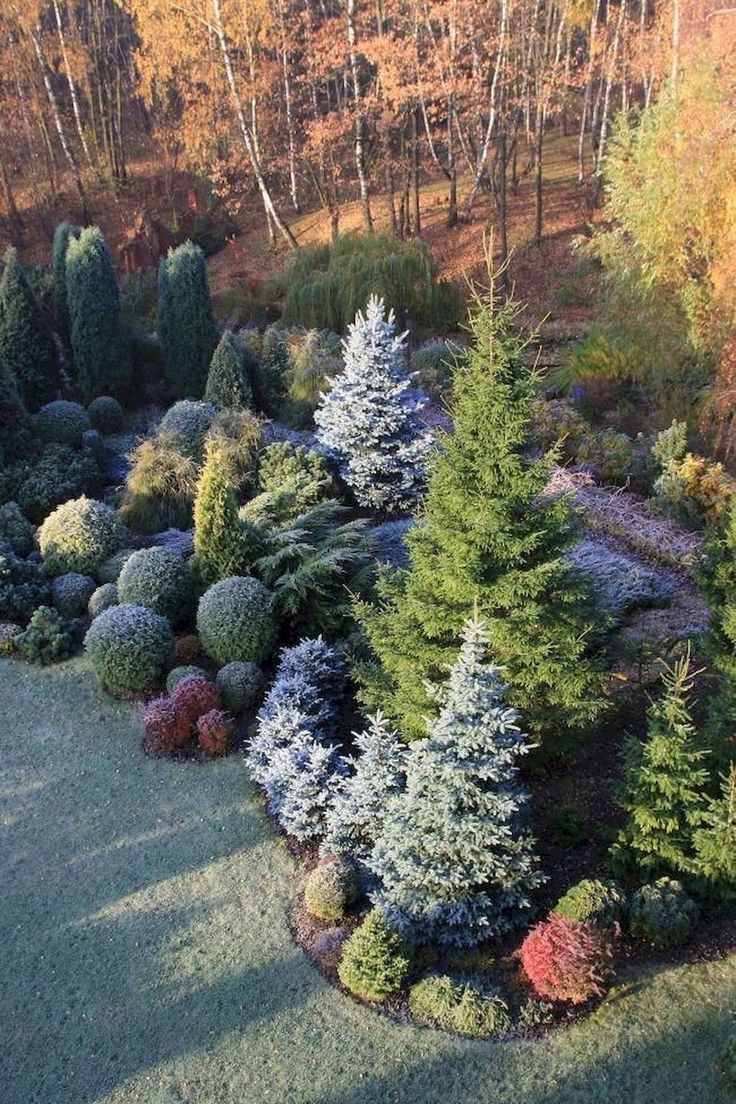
694,764,736,891
697,504,736,767
612,651,710,878
51,221,80,349
158,241,218,399
314,296,433,513
193,438,260,584
367,616,544,947
204,329,254,410
252,325,289,416
321,712,407,862
0,247,58,409
355,293,603,742
66,227,131,401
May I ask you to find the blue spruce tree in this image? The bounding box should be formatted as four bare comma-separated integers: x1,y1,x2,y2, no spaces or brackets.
368,616,544,947
314,296,432,513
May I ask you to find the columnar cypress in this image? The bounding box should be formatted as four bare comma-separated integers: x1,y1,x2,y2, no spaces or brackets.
0,247,58,409
205,329,254,410
368,616,544,947
193,438,259,584
158,241,218,399
315,296,433,513
355,293,603,742
66,227,131,401
51,221,80,349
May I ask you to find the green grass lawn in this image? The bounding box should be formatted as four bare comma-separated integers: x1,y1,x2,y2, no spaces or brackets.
2,656,734,1104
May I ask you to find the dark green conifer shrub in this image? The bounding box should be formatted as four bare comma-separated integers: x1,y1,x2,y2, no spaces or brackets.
117,547,195,626
409,976,512,1038
157,242,218,398
87,395,124,435
0,247,58,409
337,909,411,1001
16,605,77,665
0,348,30,454
628,877,698,947
697,502,736,766
241,442,333,525
205,330,254,410
215,661,265,713
51,573,96,618
196,576,277,665
251,325,288,416
9,445,101,524
51,221,80,348
693,765,736,893
0,502,34,556
0,543,50,622
84,603,173,692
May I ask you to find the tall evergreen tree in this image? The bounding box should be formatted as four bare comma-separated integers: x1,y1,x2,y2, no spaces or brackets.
158,241,218,399
0,247,58,410
612,651,709,878
694,764,736,891
355,293,603,742
368,616,544,947
205,329,254,410
66,227,131,401
193,438,260,584
51,221,80,350
0,351,29,454
252,324,289,416
697,504,736,766
314,296,433,513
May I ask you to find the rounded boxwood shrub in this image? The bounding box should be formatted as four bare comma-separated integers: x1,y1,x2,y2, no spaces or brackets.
36,400,91,446
170,674,221,722
628,877,699,947
215,661,265,714
408,975,512,1038
520,914,614,1004
553,879,627,929
84,604,173,692
51,572,96,618
88,582,118,619
197,576,277,665
0,502,35,556
39,497,126,577
337,909,411,1001
143,696,191,753
196,708,234,757
304,857,361,921
88,395,124,435
158,400,216,457
166,664,207,694
97,548,135,584
117,547,194,626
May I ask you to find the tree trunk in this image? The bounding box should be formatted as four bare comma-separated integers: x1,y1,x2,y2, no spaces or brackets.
52,0,93,168
347,0,373,233
277,0,300,212
32,26,88,217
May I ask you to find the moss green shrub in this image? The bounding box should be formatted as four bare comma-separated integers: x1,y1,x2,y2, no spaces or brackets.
215,661,265,713
0,246,58,409
10,444,101,524
88,582,118,618
16,606,77,665
119,435,200,534
117,547,194,626
554,879,627,929
409,975,512,1038
51,573,96,618
36,401,91,446
337,909,411,1001
97,548,135,584
628,877,699,947
166,665,207,694
0,502,34,556
84,603,173,692
197,576,277,665
245,442,333,524
304,858,360,921
39,497,126,577
88,395,124,435
0,543,50,622
158,400,216,457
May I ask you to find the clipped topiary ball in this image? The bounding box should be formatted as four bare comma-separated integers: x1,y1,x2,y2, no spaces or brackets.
143,696,192,753
171,674,221,723
166,665,208,694
117,546,194,626
39,496,126,577
36,399,91,446
84,603,173,692
628,877,699,948
304,857,361,921
87,395,124,435
51,572,96,618
97,548,135,584
197,576,277,665
88,582,118,619
158,400,216,457
215,661,265,714
553,879,627,929
0,502,35,556
337,909,411,1001
196,708,234,757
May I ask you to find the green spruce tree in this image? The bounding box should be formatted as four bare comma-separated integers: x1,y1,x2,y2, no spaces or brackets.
158,241,218,399
697,503,736,767
66,227,131,401
51,221,80,349
612,650,709,878
252,324,288,416
356,291,603,743
205,329,254,410
193,438,260,584
0,247,58,409
693,764,736,892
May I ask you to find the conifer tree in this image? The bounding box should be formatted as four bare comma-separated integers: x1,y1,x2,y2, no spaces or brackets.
697,504,736,766
0,247,58,409
66,227,131,401
612,651,709,878
694,764,736,891
265,720,346,841
314,296,433,513
205,329,254,410
321,712,407,862
252,324,289,416
368,616,544,947
0,351,29,453
51,221,80,349
157,241,218,399
193,438,260,584
355,292,603,742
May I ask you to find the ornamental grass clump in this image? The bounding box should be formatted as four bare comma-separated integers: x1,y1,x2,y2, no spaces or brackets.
337,909,411,1001
196,709,234,757
39,497,126,577
519,914,614,1004
117,547,195,626
197,576,277,665
84,604,173,693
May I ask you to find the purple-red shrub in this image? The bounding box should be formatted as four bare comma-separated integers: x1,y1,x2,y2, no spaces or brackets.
143,696,192,752
196,708,234,757
171,675,221,723
519,913,614,1004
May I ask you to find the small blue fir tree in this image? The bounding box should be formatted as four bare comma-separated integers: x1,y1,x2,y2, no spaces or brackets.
321,712,407,862
266,722,346,841
368,615,544,947
314,296,432,513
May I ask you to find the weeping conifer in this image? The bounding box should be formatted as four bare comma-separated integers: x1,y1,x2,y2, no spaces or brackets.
158,241,218,399
0,247,58,409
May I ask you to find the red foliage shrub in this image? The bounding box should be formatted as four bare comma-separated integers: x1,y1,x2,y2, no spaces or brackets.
519,913,614,1005
196,708,234,757
143,696,192,752
171,675,221,723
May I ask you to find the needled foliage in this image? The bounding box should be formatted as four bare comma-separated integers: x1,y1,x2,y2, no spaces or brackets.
193,438,260,585
0,349,29,453
66,227,131,401
241,442,333,526
337,909,411,1001
697,502,736,766
628,877,699,947
196,576,277,666
356,293,604,743
16,605,77,665
51,221,80,349
120,435,200,534
84,603,173,693
205,329,254,411
520,914,614,1005
368,617,544,948
251,325,289,417
409,976,512,1038
158,242,218,399
0,247,58,410
0,543,50,622
693,765,736,894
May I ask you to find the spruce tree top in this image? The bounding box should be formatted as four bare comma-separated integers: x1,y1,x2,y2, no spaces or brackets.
205,329,254,411
0,247,58,410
